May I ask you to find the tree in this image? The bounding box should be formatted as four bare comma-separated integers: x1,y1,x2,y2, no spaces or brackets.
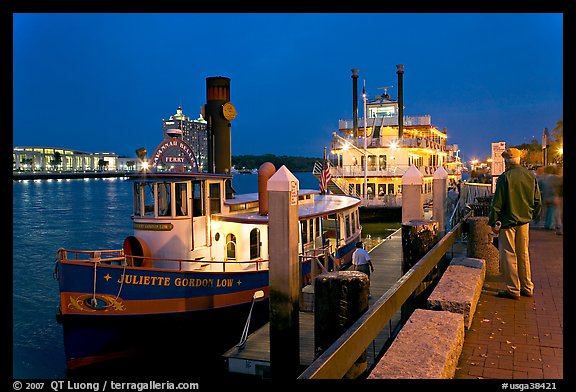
50,151,62,170
514,140,542,168
550,118,563,165
126,160,136,170
98,159,109,171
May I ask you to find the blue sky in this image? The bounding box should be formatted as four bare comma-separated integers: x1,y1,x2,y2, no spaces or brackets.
12,13,563,163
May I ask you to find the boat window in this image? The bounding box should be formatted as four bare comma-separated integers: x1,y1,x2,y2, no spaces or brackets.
158,182,171,217
378,185,386,196
345,214,351,238
226,233,236,260
250,228,260,259
304,220,313,243
351,211,356,234
133,183,142,216
367,183,375,198
144,182,155,216
388,183,395,195
209,183,221,214
379,155,387,170
322,215,338,248
192,181,204,217
175,182,188,216
368,155,377,171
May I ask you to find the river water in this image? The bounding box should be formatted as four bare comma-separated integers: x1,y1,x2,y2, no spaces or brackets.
12,172,399,379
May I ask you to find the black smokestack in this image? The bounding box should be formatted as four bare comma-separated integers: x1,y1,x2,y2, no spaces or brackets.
396,64,404,139
205,76,232,174
352,69,359,138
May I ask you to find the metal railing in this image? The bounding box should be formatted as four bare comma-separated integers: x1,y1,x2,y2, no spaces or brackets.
298,211,471,379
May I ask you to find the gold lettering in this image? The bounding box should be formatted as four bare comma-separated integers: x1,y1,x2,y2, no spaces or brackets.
217,278,233,287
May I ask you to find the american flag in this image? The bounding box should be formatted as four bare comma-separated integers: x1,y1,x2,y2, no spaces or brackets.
319,153,332,194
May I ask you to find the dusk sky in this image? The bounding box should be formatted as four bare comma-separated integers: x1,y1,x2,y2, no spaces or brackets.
12,13,563,163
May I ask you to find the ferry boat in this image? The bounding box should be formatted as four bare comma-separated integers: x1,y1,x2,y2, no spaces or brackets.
314,67,463,222
54,76,362,371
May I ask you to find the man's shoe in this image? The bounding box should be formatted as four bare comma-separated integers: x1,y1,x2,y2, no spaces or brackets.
520,290,533,297
497,290,520,300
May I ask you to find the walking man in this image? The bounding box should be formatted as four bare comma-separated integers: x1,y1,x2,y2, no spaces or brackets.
488,147,542,299
352,241,375,297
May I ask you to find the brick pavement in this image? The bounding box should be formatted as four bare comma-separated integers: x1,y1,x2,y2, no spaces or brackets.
454,227,563,379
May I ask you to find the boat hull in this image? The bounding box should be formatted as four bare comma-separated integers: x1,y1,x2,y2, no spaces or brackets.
56,261,274,371
59,299,270,375
359,205,402,223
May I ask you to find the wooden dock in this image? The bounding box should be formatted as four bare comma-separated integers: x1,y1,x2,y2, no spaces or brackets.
223,228,405,377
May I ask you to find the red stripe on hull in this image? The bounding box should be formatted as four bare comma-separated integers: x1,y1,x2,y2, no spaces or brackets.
60,286,269,316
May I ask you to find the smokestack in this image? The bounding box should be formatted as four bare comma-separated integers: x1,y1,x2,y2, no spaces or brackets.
258,162,276,215
396,64,404,140
352,69,359,138
205,76,232,174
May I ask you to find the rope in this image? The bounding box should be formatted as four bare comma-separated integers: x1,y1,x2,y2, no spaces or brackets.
90,256,127,309
91,258,100,307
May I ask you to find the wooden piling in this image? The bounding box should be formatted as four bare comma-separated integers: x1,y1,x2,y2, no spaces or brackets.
402,165,424,223
314,271,370,379
401,219,439,322
268,165,301,379
433,166,448,238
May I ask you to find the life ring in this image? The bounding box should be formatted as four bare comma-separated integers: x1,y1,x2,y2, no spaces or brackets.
123,236,151,267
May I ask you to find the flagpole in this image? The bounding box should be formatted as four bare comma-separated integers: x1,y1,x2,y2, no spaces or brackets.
363,80,368,200
323,146,327,195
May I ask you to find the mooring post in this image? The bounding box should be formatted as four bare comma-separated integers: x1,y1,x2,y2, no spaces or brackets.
268,165,300,379
401,219,439,323
433,165,448,238
314,271,369,378
467,216,500,277
402,165,424,223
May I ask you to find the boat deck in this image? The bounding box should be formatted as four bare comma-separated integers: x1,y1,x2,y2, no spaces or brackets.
222,228,405,377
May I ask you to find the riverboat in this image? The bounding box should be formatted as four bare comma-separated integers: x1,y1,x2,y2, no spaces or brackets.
54,76,362,371
314,67,463,222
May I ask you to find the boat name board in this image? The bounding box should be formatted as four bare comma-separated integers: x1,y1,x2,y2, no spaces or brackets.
133,222,174,231
149,138,198,171
117,274,237,288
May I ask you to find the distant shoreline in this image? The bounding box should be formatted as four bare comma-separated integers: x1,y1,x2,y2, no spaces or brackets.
12,171,130,180
13,170,315,181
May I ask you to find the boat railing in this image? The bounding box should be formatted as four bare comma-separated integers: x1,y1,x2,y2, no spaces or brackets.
56,248,125,264
360,194,402,207
338,115,431,130
57,249,270,272
339,135,445,151
333,164,460,178
335,165,411,178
